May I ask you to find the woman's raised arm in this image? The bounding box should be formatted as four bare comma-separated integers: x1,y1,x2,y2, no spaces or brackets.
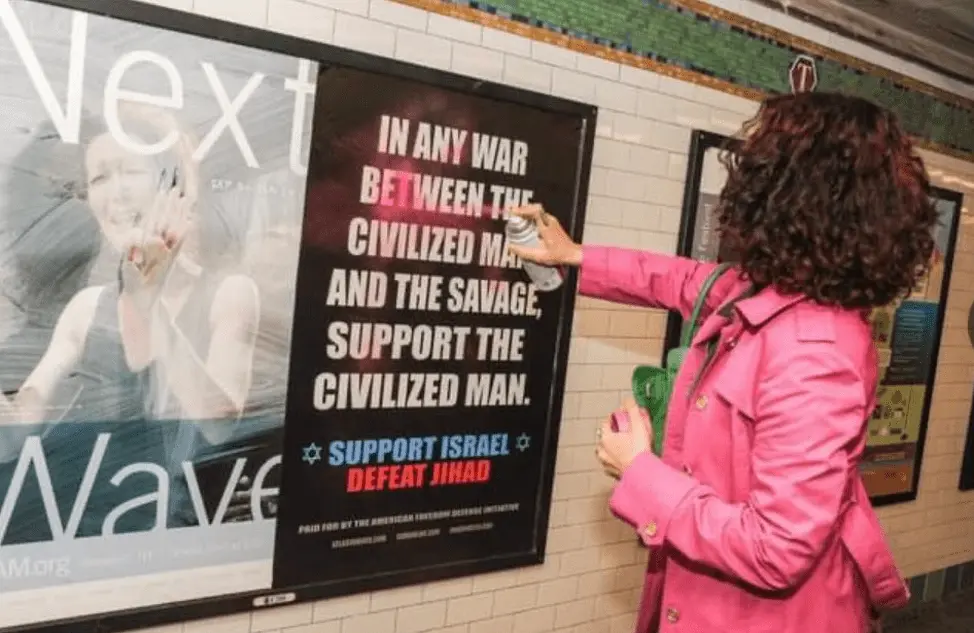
509,204,731,319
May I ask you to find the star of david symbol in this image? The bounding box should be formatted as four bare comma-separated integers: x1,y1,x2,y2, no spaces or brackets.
302,442,322,465
515,433,531,452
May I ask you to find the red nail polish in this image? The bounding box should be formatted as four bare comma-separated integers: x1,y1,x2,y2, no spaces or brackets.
611,410,630,432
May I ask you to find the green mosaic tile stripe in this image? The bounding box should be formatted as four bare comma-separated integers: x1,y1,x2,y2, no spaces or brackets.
460,0,974,154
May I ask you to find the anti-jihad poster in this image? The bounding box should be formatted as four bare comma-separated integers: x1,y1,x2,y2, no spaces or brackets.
273,66,588,589
0,1,591,631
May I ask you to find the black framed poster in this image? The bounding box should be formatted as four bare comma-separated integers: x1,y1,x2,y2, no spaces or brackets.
661,130,741,353
273,65,593,590
960,390,974,491
0,1,596,632
667,129,961,507
958,263,974,491
862,187,960,505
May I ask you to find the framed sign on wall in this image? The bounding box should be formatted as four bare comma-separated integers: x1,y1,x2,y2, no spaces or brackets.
958,387,974,492
958,265,974,492
863,186,960,504
0,1,596,632
661,130,741,353
667,129,962,507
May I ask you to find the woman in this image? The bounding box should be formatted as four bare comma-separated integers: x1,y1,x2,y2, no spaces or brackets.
0,106,259,536
83,107,258,440
511,93,932,632
0,106,259,433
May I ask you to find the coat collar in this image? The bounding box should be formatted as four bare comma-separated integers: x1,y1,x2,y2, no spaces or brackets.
690,283,806,347
734,285,807,326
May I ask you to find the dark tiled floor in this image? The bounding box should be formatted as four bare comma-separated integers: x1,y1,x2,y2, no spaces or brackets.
886,597,974,633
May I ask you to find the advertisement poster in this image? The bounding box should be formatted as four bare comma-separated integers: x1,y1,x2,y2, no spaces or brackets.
0,1,593,630
663,131,740,353
272,66,589,590
688,146,728,263
0,0,312,629
861,192,960,500
671,129,960,505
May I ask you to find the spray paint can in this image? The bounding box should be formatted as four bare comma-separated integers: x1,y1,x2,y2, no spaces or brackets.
505,215,563,292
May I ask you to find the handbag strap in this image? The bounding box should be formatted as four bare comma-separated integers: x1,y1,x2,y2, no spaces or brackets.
679,262,733,348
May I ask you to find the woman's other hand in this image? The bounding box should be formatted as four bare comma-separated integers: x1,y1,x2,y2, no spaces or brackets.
507,204,583,267
597,399,653,478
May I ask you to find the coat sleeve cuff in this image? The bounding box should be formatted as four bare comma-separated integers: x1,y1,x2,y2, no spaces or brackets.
577,245,611,298
609,452,697,547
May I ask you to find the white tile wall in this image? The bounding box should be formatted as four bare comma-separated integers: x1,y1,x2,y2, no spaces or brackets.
267,0,336,41
194,0,269,26
81,0,974,632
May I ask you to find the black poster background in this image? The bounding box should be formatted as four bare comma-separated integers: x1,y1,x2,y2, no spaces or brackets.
273,65,592,590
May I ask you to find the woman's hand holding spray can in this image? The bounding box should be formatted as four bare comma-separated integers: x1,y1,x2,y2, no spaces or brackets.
505,213,563,292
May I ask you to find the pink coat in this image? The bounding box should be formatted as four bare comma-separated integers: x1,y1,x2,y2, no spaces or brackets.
578,246,909,633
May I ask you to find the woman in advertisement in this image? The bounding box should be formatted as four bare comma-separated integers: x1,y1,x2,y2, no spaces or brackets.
510,93,933,632
0,104,260,537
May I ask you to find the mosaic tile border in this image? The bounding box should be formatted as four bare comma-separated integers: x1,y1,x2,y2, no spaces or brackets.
408,0,765,100
396,0,974,161
667,0,972,109
741,0,974,87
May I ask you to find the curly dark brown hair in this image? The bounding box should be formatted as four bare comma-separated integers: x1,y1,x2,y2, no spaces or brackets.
716,92,938,308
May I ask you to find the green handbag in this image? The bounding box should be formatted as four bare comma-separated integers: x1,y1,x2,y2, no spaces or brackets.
631,262,733,456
